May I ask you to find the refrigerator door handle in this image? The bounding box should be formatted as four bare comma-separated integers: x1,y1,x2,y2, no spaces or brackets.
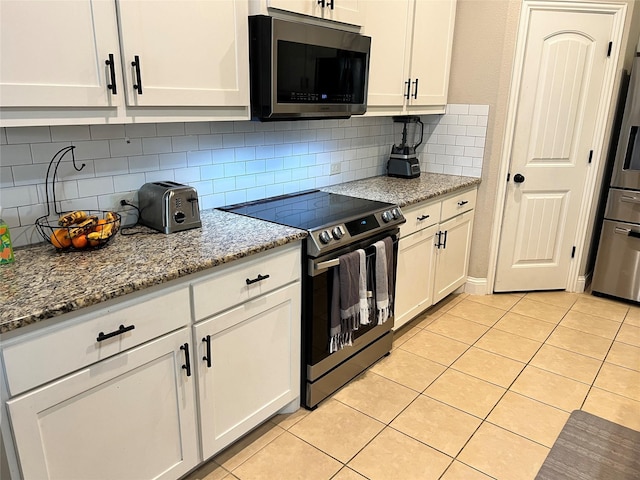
620,195,640,204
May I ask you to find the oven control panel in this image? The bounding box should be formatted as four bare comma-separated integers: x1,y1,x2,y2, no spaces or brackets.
307,207,405,257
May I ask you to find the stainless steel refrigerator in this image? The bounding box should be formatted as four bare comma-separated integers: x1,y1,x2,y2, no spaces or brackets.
592,54,640,302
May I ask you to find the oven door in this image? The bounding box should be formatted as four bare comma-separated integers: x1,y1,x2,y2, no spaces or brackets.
302,229,399,382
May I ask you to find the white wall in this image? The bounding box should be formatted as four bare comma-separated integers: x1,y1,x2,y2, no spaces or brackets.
0,106,487,248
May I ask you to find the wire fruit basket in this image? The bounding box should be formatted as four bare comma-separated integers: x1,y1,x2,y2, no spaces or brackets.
34,146,121,251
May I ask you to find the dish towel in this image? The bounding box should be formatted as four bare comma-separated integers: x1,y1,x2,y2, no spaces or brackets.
329,250,361,353
358,249,371,325
374,236,395,325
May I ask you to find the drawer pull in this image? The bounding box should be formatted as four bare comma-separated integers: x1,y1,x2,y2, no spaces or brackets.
180,343,192,377
417,214,430,221
202,335,212,368
246,273,270,285
96,324,135,342
458,200,469,206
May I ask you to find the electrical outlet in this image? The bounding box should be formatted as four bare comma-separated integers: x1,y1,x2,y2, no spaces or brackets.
330,163,341,175
117,192,138,209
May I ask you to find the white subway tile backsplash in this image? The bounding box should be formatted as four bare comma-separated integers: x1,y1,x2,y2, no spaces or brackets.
185,122,211,135
1,144,32,166
2,207,19,228
145,170,174,183
129,155,160,173
469,105,490,116
142,137,172,155
90,124,125,140
12,163,49,186
235,147,256,162
175,167,202,183
172,135,199,152
4,105,487,246
0,166,14,187
187,150,212,167
157,122,186,137
1,185,39,208
224,162,245,177
245,132,265,147
113,173,146,192
159,152,188,170
110,138,143,157
222,133,245,148
77,177,114,197
125,124,157,138
50,125,91,142
200,164,224,180
199,134,223,150
447,104,470,115
95,157,130,177
36,181,79,205
6,126,51,144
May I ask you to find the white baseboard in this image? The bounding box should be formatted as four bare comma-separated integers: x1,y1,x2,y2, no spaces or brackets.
465,277,489,295
574,273,591,293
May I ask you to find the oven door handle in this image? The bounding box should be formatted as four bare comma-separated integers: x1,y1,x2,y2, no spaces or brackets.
315,258,340,271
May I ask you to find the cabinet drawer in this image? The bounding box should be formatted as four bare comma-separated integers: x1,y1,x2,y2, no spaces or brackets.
192,244,301,322
3,287,190,396
441,188,477,221
400,201,441,237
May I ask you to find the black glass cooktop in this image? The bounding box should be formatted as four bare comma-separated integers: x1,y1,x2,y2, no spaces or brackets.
220,190,394,231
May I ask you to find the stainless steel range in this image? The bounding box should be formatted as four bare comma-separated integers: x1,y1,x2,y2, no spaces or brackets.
221,190,405,408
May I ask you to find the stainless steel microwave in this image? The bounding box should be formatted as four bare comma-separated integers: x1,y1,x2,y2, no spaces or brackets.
248,15,371,121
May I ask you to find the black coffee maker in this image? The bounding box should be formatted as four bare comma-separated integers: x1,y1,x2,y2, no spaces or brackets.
387,116,423,179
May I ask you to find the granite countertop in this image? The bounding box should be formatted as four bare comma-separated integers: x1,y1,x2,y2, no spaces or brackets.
322,173,480,206
0,209,306,334
0,173,480,334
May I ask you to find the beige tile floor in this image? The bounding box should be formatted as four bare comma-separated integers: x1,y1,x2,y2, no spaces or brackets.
184,291,640,480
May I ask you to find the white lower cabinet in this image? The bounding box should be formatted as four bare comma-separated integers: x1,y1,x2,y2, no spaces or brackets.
433,210,474,303
195,283,301,459
395,223,438,330
2,243,302,479
394,187,476,329
7,327,198,480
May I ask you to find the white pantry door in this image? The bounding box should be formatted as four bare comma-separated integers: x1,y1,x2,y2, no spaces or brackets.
495,6,616,292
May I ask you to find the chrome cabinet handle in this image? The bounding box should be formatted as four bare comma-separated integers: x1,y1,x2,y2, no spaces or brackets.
620,196,640,204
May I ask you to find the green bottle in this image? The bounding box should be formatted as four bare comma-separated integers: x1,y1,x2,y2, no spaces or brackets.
0,219,15,264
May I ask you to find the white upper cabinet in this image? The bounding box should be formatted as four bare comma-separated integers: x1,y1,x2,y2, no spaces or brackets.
0,0,250,126
0,0,121,108
265,0,363,25
364,0,457,116
406,0,456,112
117,0,249,107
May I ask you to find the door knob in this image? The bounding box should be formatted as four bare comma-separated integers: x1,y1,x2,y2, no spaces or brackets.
513,173,525,183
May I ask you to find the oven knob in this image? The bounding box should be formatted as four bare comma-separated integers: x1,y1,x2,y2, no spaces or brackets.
332,226,344,240
392,208,401,219
381,210,393,223
319,230,332,244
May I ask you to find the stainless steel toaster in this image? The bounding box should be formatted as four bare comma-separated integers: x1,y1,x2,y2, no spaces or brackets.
138,181,202,233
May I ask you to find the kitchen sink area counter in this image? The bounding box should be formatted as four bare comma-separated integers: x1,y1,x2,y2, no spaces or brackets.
0,209,306,334
322,173,480,207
